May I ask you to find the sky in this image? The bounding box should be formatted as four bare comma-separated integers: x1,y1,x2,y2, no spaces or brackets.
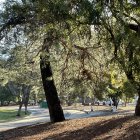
0,0,5,4
0,0,5,10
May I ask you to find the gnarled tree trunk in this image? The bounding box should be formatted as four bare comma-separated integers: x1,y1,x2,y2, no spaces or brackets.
40,37,65,122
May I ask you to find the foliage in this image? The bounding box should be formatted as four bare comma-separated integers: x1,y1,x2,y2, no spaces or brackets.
0,85,16,106
0,0,140,116
122,81,137,103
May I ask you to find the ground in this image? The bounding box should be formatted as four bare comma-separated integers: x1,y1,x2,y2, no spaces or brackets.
0,115,140,140
0,105,138,140
0,105,135,131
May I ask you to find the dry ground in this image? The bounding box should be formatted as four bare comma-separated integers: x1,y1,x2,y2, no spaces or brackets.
0,114,140,140
62,104,135,112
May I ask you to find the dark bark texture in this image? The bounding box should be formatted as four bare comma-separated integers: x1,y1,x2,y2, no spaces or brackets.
40,37,65,122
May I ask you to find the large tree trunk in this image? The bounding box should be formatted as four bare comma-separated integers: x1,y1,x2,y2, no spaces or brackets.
40,37,65,122
135,96,140,116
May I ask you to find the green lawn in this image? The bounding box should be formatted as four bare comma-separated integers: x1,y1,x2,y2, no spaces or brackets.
0,108,30,123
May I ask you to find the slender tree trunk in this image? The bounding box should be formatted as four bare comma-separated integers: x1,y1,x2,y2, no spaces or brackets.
1,101,4,106
17,103,23,116
7,101,10,105
125,97,127,107
125,101,127,107
24,103,28,115
40,37,65,122
22,85,30,115
135,90,140,116
17,85,31,116
81,97,85,105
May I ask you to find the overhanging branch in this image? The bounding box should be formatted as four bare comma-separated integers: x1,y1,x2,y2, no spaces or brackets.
129,24,140,33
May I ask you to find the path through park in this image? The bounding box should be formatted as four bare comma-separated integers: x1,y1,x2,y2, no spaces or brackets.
0,105,135,132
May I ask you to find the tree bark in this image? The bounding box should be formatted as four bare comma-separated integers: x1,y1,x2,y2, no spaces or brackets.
111,96,118,110
125,97,127,107
129,24,140,33
125,69,140,116
122,43,140,116
22,85,31,115
135,89,140,116
17,85,31,116
17,103,23,116
40,37,65,122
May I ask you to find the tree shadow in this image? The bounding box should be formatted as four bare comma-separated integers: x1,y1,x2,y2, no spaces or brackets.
41,116,132,140
0,122,64,140
117,117,140,140
1,116,138,140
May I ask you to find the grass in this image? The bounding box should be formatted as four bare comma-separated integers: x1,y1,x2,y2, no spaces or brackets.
0,108,30,123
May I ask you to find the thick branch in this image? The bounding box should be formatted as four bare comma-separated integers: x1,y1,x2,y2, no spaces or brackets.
129,24,140,33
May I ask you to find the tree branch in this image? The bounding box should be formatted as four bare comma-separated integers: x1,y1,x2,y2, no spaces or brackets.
129,24,140,33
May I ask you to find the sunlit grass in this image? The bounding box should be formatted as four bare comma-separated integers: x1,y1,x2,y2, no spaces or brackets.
0,108,30,123
118,105,135,111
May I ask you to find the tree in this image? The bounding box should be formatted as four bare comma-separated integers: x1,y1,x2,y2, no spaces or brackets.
93,0,140,115
122,81,137,106
107,84,122,110
0,0,140,117
40,34,65,122
1,44,39,116
0,84,15,106
0,0,102,121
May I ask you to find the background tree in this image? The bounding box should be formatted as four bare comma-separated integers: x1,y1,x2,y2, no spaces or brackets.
0,0,140,118
94,0,140,115
0,84,16,106
122,81,137,106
